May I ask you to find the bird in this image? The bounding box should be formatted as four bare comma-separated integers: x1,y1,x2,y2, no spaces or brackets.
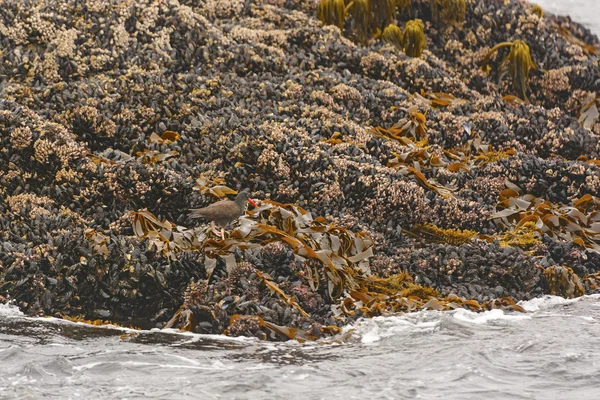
189,191,258,240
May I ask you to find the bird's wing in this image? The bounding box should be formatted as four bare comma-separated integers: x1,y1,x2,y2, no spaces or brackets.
189,200,229,220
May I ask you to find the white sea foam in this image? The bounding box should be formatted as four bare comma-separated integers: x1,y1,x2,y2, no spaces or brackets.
518,295,583,312
347,312,441,344
452,308,531,324
0,302,24,318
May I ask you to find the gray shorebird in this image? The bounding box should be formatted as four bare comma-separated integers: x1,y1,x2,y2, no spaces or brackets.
189,191,257,240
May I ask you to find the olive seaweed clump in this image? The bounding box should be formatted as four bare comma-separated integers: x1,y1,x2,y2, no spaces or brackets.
0,0,600,341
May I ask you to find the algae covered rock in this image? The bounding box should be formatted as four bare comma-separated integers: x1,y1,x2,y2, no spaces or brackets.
0,0,599,339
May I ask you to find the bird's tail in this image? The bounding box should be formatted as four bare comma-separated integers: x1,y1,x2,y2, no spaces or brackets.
189,208,208,219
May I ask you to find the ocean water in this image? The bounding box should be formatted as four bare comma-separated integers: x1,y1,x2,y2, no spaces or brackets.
0,295,599,399
534,0,600,35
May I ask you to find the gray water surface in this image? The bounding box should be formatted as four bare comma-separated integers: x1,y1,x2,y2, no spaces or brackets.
534,0,600,35
1,295,599,399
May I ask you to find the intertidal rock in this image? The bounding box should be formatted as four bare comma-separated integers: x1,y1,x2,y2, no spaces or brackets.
0,0,599,340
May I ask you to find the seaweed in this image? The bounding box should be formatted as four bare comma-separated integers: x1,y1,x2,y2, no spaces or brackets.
482,40,538,102
412,223,478,245
317,0,347,31
543,265,585,298
578,93,599,130
402,19,426,57
531,4,543,18
492,186,600,253
349,0,370,44
431,0,466,25
382,24,403,52
370,0,396,32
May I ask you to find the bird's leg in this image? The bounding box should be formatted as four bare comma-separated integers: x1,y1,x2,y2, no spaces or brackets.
220,228,225,241
211,221,221,237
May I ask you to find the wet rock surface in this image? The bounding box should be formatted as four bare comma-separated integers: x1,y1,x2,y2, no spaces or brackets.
0,0,599,340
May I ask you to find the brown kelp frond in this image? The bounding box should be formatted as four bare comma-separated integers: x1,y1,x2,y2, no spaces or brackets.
334,287,525,318
255,269,310,318
554,24,599,55
84,228,110,259
135,149,179,165
359,273,441,299
492,186,600,253
482,40,537,102
132,201,374,298
371,105,427,141
431,0,466,25
193,176,238,198
413,223,478,245
317,0,346,30
397,0,412,18
472,147,517,166
370,0,396,32
382,24,403,51
147,130,181,144
413,89,468,108
531,4,543,18
131,209,201,261
577,93,599,130
543,266,585,298
498,221,542,249
402,19,426,57
349,0,370,44
584,271,600,292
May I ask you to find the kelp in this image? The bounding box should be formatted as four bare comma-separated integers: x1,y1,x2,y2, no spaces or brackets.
472,147,516,166
132,201,374,298
492,185,600,253
431,0,466,25
531,4,543,18
382,24,403,52
84,228,110,259
372,105,427,141
370,0,396,32
317,0,347,30
375,120,514,198
412,223,478,245
349,0,370,44
584,271,600,291
543,265,585,298
402,19,426,57
193,176,238,198
131,209,202,261
577,93,599,130
498,221,542,249
555,24,599,56
334,287,525,318
135,149,178,165
255,269,310,318
482,40,538,102
414,89,468,108
147,130,180,144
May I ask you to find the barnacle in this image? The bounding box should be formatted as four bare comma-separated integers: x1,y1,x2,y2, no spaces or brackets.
370,0,396,32
349,0,370,44
431,0,466,24
402,19,426,58
382,24,403,52
317,0,346,30
482,40,538,102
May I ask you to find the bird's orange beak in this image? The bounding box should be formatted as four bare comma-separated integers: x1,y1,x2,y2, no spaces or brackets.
248,198,258,208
